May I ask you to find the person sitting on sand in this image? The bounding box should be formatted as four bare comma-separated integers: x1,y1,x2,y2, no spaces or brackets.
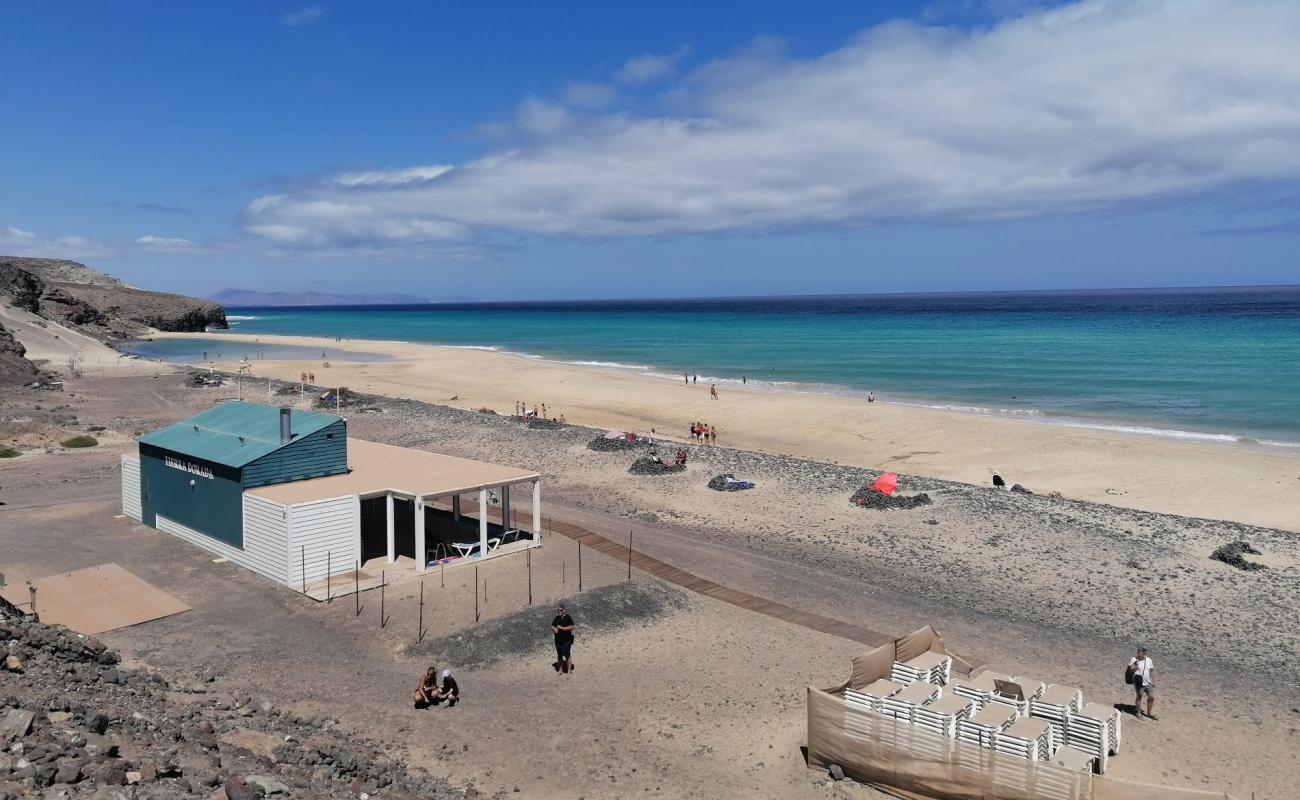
675,449,687,466
412,666,439,708
433,669,459,707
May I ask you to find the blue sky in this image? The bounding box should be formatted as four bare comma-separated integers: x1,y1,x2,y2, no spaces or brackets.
2,1,1298,300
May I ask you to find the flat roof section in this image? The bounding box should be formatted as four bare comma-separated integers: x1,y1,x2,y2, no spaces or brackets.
0,563,190,635
248,438,540,505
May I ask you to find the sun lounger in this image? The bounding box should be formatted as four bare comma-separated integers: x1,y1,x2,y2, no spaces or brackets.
913,693,975,738
995,717,1052,761
957,704,1017,749
950,670,1011,711
1065,702,1120,773
1049,744,1096,773
1029,684,1082,748
988,677,1045,717
890,651,953,686
881,681,941,722
844,678,904,713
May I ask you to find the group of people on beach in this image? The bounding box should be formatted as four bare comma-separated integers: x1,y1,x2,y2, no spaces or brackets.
299,371,316,384
514,400,565,423
690,421,717,444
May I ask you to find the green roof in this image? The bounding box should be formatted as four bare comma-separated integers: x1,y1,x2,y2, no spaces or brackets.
138,401,342,468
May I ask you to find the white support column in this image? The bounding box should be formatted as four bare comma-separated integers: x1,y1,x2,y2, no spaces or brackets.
478,487,489,557
385,492,395,564
414,495,426,572
532,479,541,544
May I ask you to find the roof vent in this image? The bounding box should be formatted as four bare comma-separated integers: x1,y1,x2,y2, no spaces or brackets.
279,407,292,445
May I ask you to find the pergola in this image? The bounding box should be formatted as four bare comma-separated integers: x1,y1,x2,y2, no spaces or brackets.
249,439,541,571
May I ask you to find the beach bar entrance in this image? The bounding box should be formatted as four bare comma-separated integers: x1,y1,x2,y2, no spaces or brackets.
122,402,542,600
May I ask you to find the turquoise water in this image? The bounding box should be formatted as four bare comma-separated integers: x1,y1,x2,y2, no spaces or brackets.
128,288,1300,447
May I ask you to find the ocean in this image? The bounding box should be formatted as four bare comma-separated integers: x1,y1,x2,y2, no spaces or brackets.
128,287,1300,448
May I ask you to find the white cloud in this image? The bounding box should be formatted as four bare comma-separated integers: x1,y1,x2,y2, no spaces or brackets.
1,226,115,260
136,235,202,253
244,1,1300,245
563,82,617,108
615,45,690,84
281,6,325,27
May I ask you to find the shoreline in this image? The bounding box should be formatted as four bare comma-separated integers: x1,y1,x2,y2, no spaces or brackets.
148,329,1300,531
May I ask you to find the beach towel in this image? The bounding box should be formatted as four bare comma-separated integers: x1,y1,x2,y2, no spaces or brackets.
870,472,899,495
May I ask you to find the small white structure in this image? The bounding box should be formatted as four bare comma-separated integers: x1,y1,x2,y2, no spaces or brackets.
124,438,542,598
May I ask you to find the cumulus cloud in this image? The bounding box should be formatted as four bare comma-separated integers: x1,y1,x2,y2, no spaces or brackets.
243,0,1300,246
563,82,618,109
0,226,115,260
615,45,690,84
281,6,325,27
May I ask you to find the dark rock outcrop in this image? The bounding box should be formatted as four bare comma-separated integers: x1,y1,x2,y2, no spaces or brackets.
0,256,227,339
0,320,40,385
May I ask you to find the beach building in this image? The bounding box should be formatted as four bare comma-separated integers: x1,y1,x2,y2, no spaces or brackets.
120,401,541,597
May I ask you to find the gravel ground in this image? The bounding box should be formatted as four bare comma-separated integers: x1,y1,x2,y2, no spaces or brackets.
404,579,691,669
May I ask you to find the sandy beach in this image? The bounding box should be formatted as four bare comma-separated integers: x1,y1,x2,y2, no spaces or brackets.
159,330,1300,532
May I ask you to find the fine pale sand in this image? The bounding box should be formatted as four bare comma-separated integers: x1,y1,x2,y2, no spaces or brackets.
164,331,1300,532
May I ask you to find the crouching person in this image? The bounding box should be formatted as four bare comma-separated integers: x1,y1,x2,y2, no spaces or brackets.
412,666,439,709
433,669,460,708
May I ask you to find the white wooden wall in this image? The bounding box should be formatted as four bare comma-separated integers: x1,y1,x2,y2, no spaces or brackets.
120,454,142,521
287,494,359,587
154,495,290,584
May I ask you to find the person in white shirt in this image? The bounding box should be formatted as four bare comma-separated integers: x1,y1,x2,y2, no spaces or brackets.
1127,647,1158,720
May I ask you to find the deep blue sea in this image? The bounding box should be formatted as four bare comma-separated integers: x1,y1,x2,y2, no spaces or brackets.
128,287,1300,447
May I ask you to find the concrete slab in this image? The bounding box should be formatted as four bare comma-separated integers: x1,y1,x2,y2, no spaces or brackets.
0,562,189,634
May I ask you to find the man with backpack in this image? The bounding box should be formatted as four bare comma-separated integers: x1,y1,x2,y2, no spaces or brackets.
1126,647,1158,720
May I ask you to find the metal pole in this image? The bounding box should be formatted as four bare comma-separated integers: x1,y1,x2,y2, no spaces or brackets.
418,580,424,643
527,547,533,605
628,529,633,580
380,570,386,628
29,585,37,621
326,550,331,602
440,560,445,589
301,546,306,594
578,541,583,592
474,565,480,622
354,561,360,616
562,561,566,585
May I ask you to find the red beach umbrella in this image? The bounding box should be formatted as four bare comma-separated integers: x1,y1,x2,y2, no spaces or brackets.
870,472,898,495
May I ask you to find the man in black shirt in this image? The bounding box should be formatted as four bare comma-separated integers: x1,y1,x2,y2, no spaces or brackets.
433,668,459,708
551,605,576,674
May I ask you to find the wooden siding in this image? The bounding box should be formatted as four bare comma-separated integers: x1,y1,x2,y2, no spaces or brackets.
140,443,245,548
242,420,348,488
158,506,289,584
287,495,359,587
120,454,142,521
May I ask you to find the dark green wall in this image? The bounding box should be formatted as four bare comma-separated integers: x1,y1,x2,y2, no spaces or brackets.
242,419,348,488
139,443,245,548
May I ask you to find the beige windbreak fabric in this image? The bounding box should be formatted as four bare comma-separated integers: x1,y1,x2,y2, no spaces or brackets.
807,627,1236,800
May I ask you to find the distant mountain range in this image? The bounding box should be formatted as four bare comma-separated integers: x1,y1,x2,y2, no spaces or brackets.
209,288,443,306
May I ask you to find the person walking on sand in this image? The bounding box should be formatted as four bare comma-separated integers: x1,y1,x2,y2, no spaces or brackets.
868,391,875,403
710,384,718,400
1126,647,1158,720
551,604,576,674
684,372,689,385
709,425,717,445
693,373,697,384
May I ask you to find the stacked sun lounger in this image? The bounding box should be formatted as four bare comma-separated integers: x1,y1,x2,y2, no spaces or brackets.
913,694,976,738
1050,745,1097,774
949,670,1011,712
1033,746,1094,800
987,677,1045,718
1029,683,1082,747
957,704,1018,749
844,678,904,714
994,717,1052,762
890,651,953,686
1065,702,1120,773
881,681,941,722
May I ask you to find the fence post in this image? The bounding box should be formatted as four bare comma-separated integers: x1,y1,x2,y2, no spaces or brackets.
440,560,445,589
28,585,37,622
417,580,425,643
562,561,566,585
578,541,583,592
380,570,386,628
484,578,488,606
326,550,331,602
474,565,480,623
354,561,360,616
300,546,306,594
627,529,633,580
527,547,533,605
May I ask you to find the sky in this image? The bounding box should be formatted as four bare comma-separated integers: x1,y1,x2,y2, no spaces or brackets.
2,0,1299,301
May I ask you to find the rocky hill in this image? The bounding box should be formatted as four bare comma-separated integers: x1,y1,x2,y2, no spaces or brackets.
0,257,226,341
0,607,461,798
0,320,40,385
